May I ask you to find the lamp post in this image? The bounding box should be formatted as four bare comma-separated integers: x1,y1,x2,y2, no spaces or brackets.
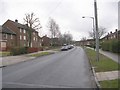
82,16,95,50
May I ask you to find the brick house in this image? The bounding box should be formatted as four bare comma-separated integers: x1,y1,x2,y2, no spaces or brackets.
41,35,51,46
0,26,16,51
50,38,60,46
78,39,94,46
101,29,120,42
1,19,41,50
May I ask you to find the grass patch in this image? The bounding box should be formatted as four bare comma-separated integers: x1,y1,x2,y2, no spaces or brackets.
85,48,120,72
0,52,11,57
29,52,54,57
99,79,120,88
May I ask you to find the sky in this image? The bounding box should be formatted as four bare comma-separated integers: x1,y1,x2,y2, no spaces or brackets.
0,0,119,41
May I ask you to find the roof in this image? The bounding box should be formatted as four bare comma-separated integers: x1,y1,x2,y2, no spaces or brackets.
0,26,16,35
42,35,50,39
7,19,37,32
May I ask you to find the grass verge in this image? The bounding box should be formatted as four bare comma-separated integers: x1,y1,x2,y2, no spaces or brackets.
29,52,54,57
99,79,120,88
85,48,120,88
0,52,11,57
85,48,120,72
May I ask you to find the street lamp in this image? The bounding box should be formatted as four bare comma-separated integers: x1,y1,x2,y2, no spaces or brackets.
82,16,95,50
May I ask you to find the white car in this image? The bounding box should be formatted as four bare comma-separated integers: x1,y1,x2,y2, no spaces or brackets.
61,46,69,51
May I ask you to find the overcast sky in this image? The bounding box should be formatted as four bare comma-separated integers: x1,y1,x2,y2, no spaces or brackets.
0,0,119,40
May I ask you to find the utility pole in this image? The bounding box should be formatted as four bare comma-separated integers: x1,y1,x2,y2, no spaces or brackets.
94,0,99,61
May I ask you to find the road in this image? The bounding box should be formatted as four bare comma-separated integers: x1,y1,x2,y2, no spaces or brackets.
2,47,96,88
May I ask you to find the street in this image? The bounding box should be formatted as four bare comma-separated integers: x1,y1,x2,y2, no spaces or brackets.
2,47,96,88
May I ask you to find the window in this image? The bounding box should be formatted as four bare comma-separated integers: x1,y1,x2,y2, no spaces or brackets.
33,32,35,35
23,36,26,40
23,29,26,33
36,37,37,41
20,35,22,40
5,34,7,39
20,28,22,33
34,37,35,41
31,43,32,47
1,42,6,48
3,34,7,39
11,35,13,39
28,42,29,47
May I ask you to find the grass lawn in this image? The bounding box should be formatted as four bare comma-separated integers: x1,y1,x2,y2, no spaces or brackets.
99,79,120,88
0,52,11,57
85,48,120,72
29,52,54,57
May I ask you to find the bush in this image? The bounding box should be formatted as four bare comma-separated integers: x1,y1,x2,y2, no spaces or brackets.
101,41,110,51
10,47,28,55
111,40,120,53
27,47,38,53
101,39,120,53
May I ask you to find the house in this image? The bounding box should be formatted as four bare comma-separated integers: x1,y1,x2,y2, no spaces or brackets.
2,19,41,49
50,38,60,46
78,39,94,46
101,29,120,42
41,35,51,46
0,26,16,51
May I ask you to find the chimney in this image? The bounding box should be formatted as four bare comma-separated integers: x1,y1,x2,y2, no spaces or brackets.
110,31,112,34
15,19,18,23
115,29,117,32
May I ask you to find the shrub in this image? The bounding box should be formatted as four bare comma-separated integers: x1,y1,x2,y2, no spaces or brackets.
27,47,38,53
111,40,120,53
10,47,28,55
101,41,110,51
101,39,120,53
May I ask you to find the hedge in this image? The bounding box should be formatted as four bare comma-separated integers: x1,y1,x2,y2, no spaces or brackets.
101,39,120,53
10,47,44,56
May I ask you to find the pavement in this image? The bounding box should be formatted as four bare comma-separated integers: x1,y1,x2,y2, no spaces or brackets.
86,47,120,64
2,47,96,88
0,49,58,67
96,71,119,81
99,49,120,64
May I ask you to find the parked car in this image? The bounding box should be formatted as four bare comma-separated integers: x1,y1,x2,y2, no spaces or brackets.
68,45,74,49
61,46,69,51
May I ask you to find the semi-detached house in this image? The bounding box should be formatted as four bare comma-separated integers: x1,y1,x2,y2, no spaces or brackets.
0,26,16,51
1,19,41,51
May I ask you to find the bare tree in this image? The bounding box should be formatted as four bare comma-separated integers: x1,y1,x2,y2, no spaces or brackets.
89,26,107,49
23,12,41,47
98,27,107,39
47,18,61,46
89,26,107,39
61,32,73,45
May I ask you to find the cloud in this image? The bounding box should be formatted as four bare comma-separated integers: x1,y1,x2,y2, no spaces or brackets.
0,0,118,40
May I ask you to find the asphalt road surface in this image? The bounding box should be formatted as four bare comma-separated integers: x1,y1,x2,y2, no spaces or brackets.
2,47,96,88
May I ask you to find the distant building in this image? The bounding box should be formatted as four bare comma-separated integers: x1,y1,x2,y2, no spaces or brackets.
41,35,51,46
101,29,120,42
1,19,41,51
50,38,60,46
78,39,94,46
